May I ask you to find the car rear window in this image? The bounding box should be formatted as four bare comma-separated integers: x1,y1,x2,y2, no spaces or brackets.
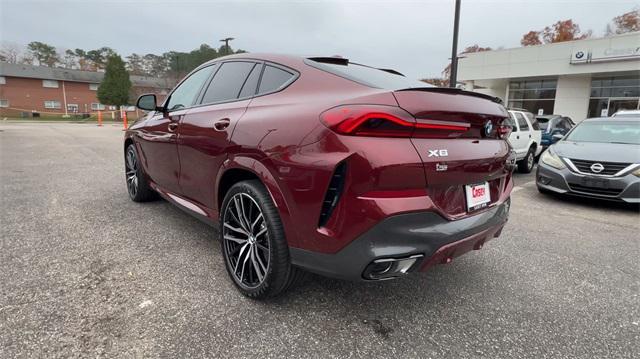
305,59,428,90
258,65,296,95
566,122,640,145
537,117,551,130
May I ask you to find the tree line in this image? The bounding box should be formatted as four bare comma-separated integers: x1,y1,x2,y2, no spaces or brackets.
0,41,246,79
422,8,639,87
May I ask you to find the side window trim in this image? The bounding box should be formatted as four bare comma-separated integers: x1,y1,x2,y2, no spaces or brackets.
163,63,218,113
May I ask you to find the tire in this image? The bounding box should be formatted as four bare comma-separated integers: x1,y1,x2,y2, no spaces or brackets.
220,180,303,299
518,147,535,173
125,144,157,202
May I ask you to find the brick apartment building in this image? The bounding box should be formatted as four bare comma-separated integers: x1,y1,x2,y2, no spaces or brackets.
0,62,174,117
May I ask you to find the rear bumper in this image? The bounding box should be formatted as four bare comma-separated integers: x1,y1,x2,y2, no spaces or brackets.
536,162,640,203
290,199,510,281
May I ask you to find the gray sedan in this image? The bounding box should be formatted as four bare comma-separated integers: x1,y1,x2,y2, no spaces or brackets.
536,117,640,203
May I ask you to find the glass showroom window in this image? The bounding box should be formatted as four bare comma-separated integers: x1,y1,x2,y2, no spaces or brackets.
508,79,557,115
588,74,640,118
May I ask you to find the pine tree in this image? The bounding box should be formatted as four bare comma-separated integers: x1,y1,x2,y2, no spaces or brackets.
97,55,131,107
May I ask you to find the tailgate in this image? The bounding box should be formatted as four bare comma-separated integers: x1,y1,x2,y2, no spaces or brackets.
394,88,511,218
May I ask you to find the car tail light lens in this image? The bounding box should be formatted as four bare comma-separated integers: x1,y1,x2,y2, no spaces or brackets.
497,120,512,139
320,105,469,138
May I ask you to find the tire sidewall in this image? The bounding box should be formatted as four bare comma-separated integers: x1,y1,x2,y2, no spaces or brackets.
219,180,288,298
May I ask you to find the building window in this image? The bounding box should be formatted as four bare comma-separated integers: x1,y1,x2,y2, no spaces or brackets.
91,103,106,111
44,100,61,109
0,99,8,108
0,76,6,85
508,78,557,115
588,74,640,118
43,80,59,88
67,104,79,113
108,105,117,110
89,83,99,91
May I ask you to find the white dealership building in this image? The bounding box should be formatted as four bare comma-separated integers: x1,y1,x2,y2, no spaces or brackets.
458,32,640,122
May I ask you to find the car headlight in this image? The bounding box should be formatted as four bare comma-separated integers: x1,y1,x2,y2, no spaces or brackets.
633,166,640,177
540,148,566,169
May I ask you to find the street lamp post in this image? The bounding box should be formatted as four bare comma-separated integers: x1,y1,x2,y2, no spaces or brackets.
219,37,235,55
449,0,461,88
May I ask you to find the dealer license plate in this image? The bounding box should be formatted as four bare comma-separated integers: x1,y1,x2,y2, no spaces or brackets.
465,182,491,212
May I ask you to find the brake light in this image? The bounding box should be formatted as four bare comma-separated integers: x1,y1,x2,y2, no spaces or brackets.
320,105,469,138
497,120,512,139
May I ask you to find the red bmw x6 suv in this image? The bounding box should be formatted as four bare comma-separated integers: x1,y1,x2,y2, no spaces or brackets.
125,54,514,298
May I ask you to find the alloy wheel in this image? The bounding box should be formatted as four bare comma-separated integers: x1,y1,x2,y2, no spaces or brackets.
222,193,270,288
527,152,534,171
125,147,139,198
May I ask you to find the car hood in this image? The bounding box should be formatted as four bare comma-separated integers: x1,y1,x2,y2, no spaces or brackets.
553,141,640,163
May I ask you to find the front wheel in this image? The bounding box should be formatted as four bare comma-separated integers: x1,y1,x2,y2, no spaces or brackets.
518,148,535,173
220,180,304,299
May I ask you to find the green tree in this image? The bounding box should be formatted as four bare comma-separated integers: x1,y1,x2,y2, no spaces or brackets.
97,55,131,107
86,47,116,70
126,53,145,75
27,41,59,67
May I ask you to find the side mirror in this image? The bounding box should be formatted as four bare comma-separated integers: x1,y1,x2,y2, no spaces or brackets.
136,94,160,112
552,133,564,142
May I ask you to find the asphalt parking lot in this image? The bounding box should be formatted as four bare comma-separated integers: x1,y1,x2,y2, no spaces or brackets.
1,122,638,359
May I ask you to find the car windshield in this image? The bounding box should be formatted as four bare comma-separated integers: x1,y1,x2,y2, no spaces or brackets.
305,59,429,90
537,118,551,130
565,121,640,145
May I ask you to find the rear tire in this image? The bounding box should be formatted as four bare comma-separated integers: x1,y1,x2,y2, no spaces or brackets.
518,148,535,173
125,144,157,202
220,180,303,299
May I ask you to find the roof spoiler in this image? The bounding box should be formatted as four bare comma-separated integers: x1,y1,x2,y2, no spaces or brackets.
396,87,504,105
307,56,349,66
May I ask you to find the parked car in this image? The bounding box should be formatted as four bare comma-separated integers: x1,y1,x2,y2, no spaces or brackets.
536,114,575,150
125,54,514,298
505,109,542,173
537,116,640,203
612,109,640,117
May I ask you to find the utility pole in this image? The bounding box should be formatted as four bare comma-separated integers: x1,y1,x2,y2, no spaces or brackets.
449,0,461,88
219,37,235,56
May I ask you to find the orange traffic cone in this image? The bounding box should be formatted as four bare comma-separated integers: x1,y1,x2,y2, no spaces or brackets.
97,111,103,127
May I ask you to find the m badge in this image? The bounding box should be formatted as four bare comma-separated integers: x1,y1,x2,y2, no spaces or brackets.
428,149,449,157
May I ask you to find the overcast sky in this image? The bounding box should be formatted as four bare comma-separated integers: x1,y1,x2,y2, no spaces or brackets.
1,0,637,79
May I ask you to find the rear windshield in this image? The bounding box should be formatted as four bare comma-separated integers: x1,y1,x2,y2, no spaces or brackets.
305,59,429,90
565,122,640,145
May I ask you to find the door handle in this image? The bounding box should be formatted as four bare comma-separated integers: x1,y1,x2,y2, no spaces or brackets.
168,122,179,132
214,118,231,131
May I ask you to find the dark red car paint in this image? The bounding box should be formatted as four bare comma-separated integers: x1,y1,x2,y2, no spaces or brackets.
125,54,512,272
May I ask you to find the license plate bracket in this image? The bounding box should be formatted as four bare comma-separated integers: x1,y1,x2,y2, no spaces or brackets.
580,176,608,189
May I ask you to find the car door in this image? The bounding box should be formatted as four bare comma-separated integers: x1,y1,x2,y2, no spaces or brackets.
509,111,529,159
176,61,262,210
135,65,217,194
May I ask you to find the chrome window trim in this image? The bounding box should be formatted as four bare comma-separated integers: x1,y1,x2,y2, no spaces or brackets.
563,158,640,178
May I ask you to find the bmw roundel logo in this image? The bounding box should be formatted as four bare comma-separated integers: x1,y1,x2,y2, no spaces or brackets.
575,51,585,59
484,120,493,137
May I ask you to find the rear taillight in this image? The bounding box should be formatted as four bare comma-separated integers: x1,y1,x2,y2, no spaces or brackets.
497,120,512,139
320,105,469,138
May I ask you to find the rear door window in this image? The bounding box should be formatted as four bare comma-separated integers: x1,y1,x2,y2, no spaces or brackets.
201,61,256,104
238,64,263,98
257,65,295,95
514,112,530,132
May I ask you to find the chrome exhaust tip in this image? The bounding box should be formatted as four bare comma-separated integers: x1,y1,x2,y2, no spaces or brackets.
362,254,424,280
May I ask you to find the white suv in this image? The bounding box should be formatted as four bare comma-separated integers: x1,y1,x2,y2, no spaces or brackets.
505,109,542,173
